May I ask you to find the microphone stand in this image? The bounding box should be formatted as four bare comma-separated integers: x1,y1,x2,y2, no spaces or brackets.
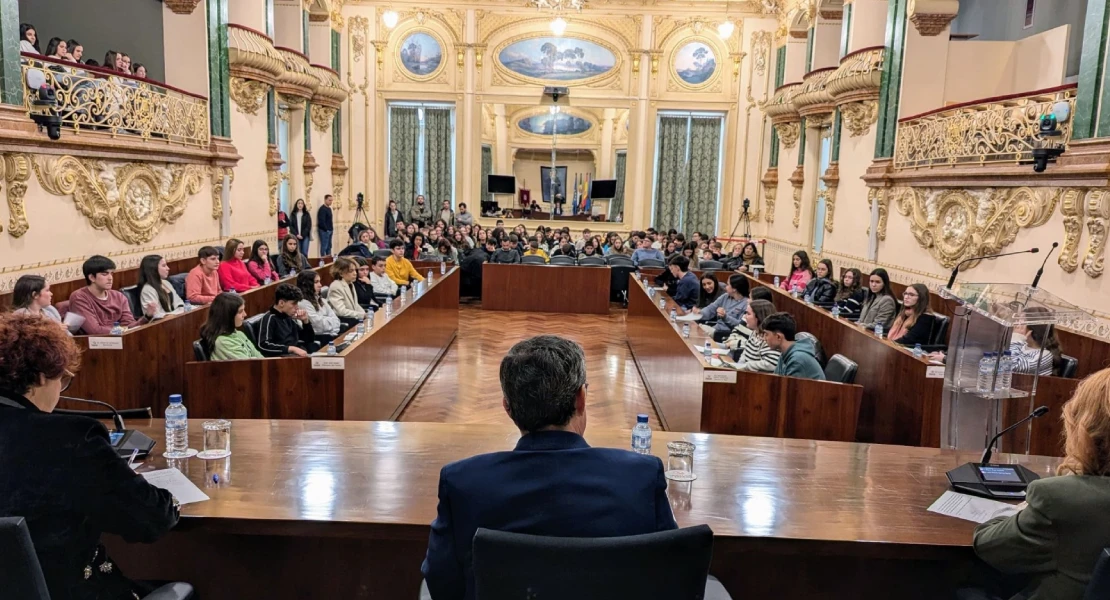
946,248,1040,290
981,406,1049,465
60,396,157,457
1030,242,1059,289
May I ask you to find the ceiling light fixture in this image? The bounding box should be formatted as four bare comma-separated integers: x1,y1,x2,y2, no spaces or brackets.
550,17,568,36
382,10,399,29
717,20,735,39
531,0,586,12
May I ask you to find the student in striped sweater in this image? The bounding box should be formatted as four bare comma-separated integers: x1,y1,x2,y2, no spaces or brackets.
724,299,781,373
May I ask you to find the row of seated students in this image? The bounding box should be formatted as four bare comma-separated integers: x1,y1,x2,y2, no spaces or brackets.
20,23,151,79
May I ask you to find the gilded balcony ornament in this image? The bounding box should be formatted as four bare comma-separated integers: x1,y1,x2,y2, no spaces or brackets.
908,0,958,36
789,165,805,229
793,68,836,122
840,100,878,137
275,47,319,103
331,154,348,210
163,0,202,15
310,65,348,110
821,163,839,233
762,167,778,224
266,144,284,217
894,85,1077,169
867,187,889,240
311,104,338,133
30,156,204,245
894,185,1059,269
827,46,883,136
775,121,801,149
211,167,234,220
764,82,802,126
0,153,32,237
1059,188,1085,273
228,25,286,89
303,151,318,207
1083,190,1110,278
229,77,270,116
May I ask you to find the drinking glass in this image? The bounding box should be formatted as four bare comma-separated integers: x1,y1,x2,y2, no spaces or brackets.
204,455,232,488
665,441,696,482
197,419,231,460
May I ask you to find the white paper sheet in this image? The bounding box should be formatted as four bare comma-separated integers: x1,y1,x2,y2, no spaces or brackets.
927,490,1020,524
62,311,85,333
676,313,702,322
140,468,210,505
691,344,730,355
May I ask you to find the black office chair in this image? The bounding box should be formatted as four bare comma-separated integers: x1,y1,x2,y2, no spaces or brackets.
929,313,950,345
1059,354,1079,378
795,332,827,369
521,255,547,265
578,256,605,267
121,285,143,319
638,258,665,268
53,406,153,419
610,263,637,306
167,273,188,300
0,517,195,600
471,525,730,600
1084,547,1110,600
607,255,634,267
192,339,210,362
244,313,266,341
824,354,858,384
374,248,392,260
550,255,575,266
699,260,724,270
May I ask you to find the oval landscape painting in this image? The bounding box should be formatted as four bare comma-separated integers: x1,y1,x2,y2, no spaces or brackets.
674,41,717,85
399,32,443,77
518,113,593,136
498,37,616,82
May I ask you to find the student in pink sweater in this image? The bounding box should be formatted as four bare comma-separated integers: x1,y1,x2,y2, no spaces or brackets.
186,246,223,305
780,250,815,293
217,238,259,293
68,255,157,334
246,240,275,285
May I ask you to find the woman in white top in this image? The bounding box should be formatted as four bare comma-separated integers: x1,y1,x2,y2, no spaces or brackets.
10,275,66,333
326,257,366,325
368,256,399,297
137,255,185,320
20,24,39,54
1010,308,1063,376
295,270,340,338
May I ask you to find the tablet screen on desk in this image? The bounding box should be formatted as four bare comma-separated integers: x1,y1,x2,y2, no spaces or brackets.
978,465,1022,483
109,431,125,446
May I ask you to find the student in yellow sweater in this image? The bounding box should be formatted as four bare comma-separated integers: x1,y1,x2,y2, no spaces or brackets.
522,237,550,263
386,239,425,286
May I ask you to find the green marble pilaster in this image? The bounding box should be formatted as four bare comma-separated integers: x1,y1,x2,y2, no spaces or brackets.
267,89,276,145
798,118,806,165
0,0,24,106
207,0,230,137
331,30,341,154
874,0,907,159
770,128,780,168
265,0,275,37
831,109,842,162
303,10,310,57
304,102,312,150
1075,0,1110,139
840,4,852,58
770,46,786,169
805,27,815,73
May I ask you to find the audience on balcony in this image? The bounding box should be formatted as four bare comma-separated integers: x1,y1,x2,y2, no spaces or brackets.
19,23,39,54
20,22,153,83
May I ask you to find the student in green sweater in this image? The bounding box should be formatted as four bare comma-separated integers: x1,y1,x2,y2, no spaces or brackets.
199,293,262,361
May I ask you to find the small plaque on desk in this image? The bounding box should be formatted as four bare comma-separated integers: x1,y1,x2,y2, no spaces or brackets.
926,365,945,379
703,370,737,384
89,337,124,350
311,356,345,370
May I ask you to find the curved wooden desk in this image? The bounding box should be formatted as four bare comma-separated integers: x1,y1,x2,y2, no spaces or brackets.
481,263,611,314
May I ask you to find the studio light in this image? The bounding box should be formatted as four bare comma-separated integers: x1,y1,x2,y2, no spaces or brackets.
382,11,399,29
550,17,567,36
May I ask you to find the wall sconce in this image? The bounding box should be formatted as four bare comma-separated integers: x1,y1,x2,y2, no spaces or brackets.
717,20,735,39
382,10,399,29
550,17,567,36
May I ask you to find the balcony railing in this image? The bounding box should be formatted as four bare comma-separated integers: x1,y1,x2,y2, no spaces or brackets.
894,84,1077,169
21,53,210,147
825,46,884,103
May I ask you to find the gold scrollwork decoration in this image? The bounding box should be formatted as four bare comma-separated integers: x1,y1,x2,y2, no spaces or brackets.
762,168,778,224
1059,188,1086,273
210,167,234,220
868,187,890,240
0,154,32,237
350,16,369,63
229,77,270,116
789,165,805,229
1083,189,1110,278
840,100,878,137
821,163,839,233
30,156,204,245
775,122,800,149
310,104,337,133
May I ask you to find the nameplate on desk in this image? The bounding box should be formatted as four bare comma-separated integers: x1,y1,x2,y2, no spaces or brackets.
311,356,345,370
703,370,737,384
88,337,123,350
926,365,945,379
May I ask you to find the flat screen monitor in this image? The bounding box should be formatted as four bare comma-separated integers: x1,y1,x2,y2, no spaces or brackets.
590,179,617,199
487,175,516,195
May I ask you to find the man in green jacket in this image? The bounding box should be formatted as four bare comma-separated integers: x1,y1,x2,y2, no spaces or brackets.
762,312,826,380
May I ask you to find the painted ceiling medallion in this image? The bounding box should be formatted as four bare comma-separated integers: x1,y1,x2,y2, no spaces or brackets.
399,31,444,78
498,36,616,83
674,41,717,86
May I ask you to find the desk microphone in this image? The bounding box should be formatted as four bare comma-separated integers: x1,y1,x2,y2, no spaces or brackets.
946,248,1039,290
1030,242,1058,289
946,405,1048,499
60,396,157,458
981,405,1049,466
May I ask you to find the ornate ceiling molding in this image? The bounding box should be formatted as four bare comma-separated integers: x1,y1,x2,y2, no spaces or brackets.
908,0,959,37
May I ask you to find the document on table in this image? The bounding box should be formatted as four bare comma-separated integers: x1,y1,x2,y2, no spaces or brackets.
927,490,1020,524
140,468,210,505
676,313,702,321
691,343,730,355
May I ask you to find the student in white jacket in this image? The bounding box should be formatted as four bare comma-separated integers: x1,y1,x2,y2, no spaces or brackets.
295,270,340,338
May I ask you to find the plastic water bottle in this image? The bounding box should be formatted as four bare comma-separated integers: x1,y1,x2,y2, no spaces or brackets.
164,394,189,459
804,293,813,305
356,320,365,335
229,287,237,295
669,308,677,322
440,261,446,275
658,298,666,309
874,322,883,339
912,343,924,359
427,270,433,281
327,341,337,356
703,341,713,358
263,277,272,285
110,321,123,336
183,300,193,313
831,305,841,319
997,351,1013,393
773,276,781,287
365,312,374,330
631,414,652,455
977,353,995,393
681,323,690,338
288,269,296,278
384,302,392,316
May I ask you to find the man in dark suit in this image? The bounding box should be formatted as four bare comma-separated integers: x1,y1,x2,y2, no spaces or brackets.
421,335,678,600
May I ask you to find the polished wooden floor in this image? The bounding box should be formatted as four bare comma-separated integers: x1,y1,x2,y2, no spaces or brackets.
400,305,661,428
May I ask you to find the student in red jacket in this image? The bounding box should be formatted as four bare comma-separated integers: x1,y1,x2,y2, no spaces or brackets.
217,238,259,293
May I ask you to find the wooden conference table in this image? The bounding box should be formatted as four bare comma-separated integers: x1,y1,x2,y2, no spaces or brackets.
180,267,460,420
106,419,1061,600
626,276,865,441
481,262,611,314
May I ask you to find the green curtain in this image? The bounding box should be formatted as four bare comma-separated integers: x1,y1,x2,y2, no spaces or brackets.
424,108,454,205
653,117,689,232
685,117,722,236
389,107,419,213
609,152,626,221
480,145,492,204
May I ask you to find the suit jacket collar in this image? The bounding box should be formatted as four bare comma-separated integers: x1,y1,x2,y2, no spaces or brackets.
0,392,38,412
514,430,589,452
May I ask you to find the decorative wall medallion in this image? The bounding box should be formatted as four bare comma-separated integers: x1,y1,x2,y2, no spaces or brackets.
517,112,593,136
840,100,878,137
775,122,800,149
397,30,445,81
1059,188,1085,273
496,35,618,85
673,40,718,88
229,77,270,116
0,154,32,237
350,16,369,62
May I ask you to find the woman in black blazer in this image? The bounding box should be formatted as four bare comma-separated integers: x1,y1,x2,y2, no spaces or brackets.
890,283,935,346
384,200,402,238
0,313,180,600
288,198,312,257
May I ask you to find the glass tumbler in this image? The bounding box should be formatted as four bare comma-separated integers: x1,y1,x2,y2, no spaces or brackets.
665,440,696,482
197,419,231,460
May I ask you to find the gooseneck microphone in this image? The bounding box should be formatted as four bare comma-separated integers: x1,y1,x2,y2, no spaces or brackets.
1030,242,1059,289
946,248,1039,290
60,396,157,457
61,395,126,432
980,405,1049,465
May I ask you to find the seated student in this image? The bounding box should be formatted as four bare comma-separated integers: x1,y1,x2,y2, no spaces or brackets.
489,235,520,264
368,255,400,298
802,258,838,304
185,246,223,305
889,283,935,346
551,242,576,258
385,239,425,286
200,292,263,360
10,275,65,330
274,234,311,278
522,237,549,263
217,238,260,293
750,285,774,304
780,250,815,293
326,257,366,329
631,237,665,267
256,283,318,357
668,255,700,311
725,299,781,372
971,368,1110,600
833,268,864,317
434,238,459,263
699,274,750,342
579,239,602,259
697,273,722,309
421,335,680,600
70,255,156,334
1010,307,1063,376
137,254,184,320
762,312,826,380
297,270,341,339
857,268,897,330
246,240,275,285
731,242,765,273
352,257,378,308
406,232,429,261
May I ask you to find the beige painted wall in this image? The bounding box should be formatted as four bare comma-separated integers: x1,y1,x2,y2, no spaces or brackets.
229,0,267,31
784,37,808,82
898,20,951,117
943,26,1069,106
273,0,304,50
848,0,889,52
811,20,842,69
162,4,208,96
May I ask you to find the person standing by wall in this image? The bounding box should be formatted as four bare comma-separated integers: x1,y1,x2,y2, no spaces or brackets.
317,195,335,257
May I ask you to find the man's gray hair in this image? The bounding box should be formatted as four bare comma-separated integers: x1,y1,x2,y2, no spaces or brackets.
499,335,587,432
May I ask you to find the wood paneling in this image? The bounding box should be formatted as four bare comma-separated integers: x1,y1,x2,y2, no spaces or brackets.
481,264,611,314
104,419,1061,600
1000,374,1077,457
181,269,460,420
627,277,864,441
